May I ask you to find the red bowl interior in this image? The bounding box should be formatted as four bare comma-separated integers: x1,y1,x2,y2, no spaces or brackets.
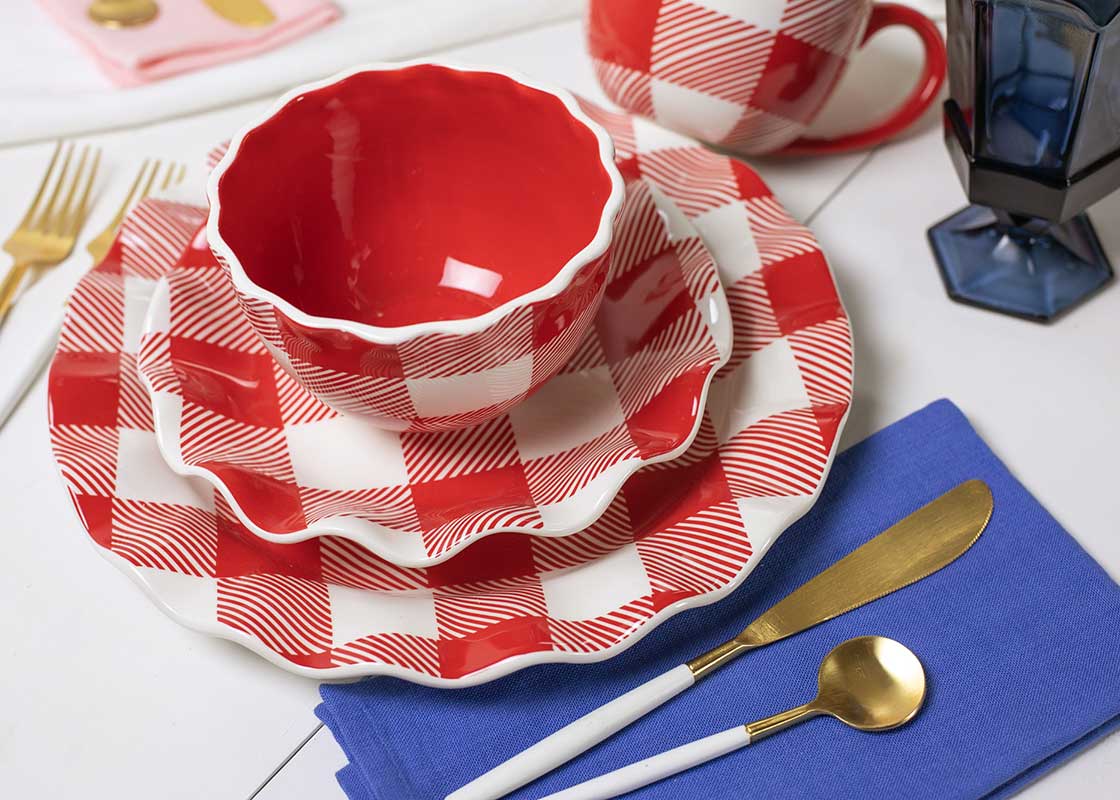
215,65,615,329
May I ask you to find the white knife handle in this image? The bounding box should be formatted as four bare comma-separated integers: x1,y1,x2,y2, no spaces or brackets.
446,664,695,800
539,726,750,800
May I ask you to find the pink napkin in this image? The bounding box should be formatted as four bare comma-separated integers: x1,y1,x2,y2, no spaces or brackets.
38,0,339,86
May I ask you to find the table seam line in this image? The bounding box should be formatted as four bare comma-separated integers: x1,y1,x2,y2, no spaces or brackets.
805,144,882,226
247,721,324,800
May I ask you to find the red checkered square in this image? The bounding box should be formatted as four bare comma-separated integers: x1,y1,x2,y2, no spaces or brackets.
597,251,693,363
434,577,551,678
277,313,404,378
587,0,662,74
425,532,537,589
750,33,846,124
214,501,321,580
626,367,715,457
209,464,305,532
761,248,844,333
173,338,283,427
48,351,121,427
410,466,542,553
624,451,733,537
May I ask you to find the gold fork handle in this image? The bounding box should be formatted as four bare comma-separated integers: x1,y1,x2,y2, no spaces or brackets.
0,261,34,330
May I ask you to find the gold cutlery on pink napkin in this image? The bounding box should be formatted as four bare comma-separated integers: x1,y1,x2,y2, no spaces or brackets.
40,0,338,86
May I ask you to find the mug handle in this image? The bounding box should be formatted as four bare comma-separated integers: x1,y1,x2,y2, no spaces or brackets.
781,3,947,155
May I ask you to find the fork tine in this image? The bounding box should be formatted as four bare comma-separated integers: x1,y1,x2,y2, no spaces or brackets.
160,162,178,191
67,148,101,238
138,159,161,205
18,142,62,230
109,158,151,233
51,145,89,237
34,143,74,234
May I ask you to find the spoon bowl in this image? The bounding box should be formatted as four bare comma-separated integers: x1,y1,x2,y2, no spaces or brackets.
88,0,159,28
815,636,926,731
746,635,926,742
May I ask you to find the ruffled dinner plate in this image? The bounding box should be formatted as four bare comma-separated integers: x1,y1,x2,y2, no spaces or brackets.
134,176,732,567
47,101,852,684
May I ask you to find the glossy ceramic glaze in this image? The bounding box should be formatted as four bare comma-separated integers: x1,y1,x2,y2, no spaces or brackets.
207,62,626,430
586,0,946,155
137,176,732,567
48,107,852,683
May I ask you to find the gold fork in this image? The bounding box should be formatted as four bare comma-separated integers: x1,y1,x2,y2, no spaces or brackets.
86,159,186,263
1,142,101,329
0,157,188,430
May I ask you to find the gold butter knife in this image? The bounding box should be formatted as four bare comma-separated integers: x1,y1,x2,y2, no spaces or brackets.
449,479,994,800
203,0,276,27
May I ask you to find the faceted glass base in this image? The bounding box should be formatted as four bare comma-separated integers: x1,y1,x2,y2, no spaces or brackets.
927,205,1114,321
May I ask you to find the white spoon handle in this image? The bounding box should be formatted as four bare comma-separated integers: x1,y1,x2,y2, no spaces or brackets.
447,664,695,800
539,726,750,800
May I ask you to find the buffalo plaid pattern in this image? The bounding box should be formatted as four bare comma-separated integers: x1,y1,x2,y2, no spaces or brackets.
588,0,871,153
222,238,609,434
135,178,731,566
48,99,852,683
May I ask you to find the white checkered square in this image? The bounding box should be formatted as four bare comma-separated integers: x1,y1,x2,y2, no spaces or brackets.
707,337,811,445
540,543,651,620
690,0,784,28
328,583,438,646
405,354,534,419
121,276,156,355
114,426,214,510
285,416,407,491
508,366,628,462
651,79,743,144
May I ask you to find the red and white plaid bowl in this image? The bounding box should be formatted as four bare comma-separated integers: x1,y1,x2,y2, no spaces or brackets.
207,62,626,433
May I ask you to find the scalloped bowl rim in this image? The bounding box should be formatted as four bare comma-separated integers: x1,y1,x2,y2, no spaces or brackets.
205,60,626,346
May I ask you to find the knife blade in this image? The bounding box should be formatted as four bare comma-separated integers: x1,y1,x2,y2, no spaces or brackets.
690,478,994,676
203,0,276,27
448,479,993,800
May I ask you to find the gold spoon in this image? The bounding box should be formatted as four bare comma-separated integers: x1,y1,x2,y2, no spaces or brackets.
539,637,927,800
88,0,159,28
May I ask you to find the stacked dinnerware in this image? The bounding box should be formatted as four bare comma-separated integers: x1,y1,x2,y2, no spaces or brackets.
48,61,853,684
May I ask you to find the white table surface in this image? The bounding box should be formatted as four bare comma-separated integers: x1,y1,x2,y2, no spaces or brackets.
1,17,1117,800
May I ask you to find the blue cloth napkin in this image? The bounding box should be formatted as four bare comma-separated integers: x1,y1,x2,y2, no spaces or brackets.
318,399,1120,799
